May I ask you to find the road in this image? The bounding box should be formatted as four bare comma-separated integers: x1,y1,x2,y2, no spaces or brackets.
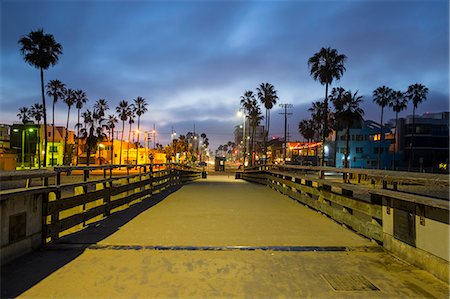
2,175,448,298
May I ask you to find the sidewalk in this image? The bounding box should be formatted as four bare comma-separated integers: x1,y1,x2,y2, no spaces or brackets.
2,175,449,298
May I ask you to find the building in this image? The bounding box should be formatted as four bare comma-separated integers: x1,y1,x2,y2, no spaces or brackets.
397,112,449,171
0,124,10,150
333,120,394,169
10,122,40,168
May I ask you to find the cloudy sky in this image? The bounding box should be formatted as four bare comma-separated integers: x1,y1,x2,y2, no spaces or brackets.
1,0,448,150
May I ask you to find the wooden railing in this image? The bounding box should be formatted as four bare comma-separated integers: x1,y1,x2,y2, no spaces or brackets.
237,165,449,282
44,163,201,243
1,163,202,264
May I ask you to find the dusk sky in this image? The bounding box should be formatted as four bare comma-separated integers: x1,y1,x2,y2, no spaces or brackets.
1,0,448,151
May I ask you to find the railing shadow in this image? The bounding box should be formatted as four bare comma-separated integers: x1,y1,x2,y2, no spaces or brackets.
1,185,181,298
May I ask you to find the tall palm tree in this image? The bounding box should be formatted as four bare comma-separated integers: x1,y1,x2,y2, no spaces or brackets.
134,96,148,165
19,29,63,167
240,90,257,165
30,103,44,167
116,100,131,166
257,82,278,158
106,114,118,164
389,90,408,170
308,47,347,166
17,106,30,124
127,106,136,164
74,89,88,165
46,79,66,166
405,83,429,169
332,90,364,170
372,86,394,169
248,105,264,166
63,88,75,165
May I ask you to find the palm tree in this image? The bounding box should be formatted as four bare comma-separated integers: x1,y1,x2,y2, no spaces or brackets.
127,106,136,164
257,82,278,158
133,96,148,165
80,109,107,166
116,100,131,166
240,90,257,165
332,90,364,171
405,83,429,169
106,114,118,164
74,89,88,165
63,88,75,165
94,98,109,118
17,106,30,124
29,103,44,167
19,29,63,167
372,86,394,169
308,47,347,166
389,90,408,170
248,105,264,166
46,79,66,166
298,119,315,142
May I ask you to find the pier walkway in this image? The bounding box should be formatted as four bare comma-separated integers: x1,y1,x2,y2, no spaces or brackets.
2,174,449,298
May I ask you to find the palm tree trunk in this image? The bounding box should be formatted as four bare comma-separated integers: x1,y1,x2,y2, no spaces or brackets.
110,128,114,164
136,116,140,166
52,100,55,166
37,121,41,168
76,108,80,165
127,123,132,164
120,121,124,166
321,81,329,167
394,112,398,170
344,125,350,168
378,107,384,169
266,110,271,161
64,107,71,165
409,106,416,170
40,67,48,167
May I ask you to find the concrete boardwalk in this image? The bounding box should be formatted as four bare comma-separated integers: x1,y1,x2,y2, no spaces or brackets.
2,175,449,298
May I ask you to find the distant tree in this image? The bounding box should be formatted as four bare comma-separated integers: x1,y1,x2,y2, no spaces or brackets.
116,100,132,165
133,96,148,165
74,90,88,165
389,90,408,170
308,47,347,166
17,106,30,124
257,82,278,157
106,114,118,164
46,79,66,166
30,103,44,167
405,83,428,169
19,29,63,167
332,90,364,171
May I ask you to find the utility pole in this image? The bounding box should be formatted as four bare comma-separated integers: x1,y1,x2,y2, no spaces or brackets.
279,103,293,163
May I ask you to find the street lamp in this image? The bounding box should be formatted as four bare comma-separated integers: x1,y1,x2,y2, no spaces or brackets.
237,110,246,168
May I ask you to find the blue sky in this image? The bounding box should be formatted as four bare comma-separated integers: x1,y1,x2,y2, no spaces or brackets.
1,0,448,150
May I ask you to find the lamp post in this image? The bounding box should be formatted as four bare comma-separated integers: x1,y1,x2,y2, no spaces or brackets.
28,127,34,169
237,110,246,168
21,128,25,168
